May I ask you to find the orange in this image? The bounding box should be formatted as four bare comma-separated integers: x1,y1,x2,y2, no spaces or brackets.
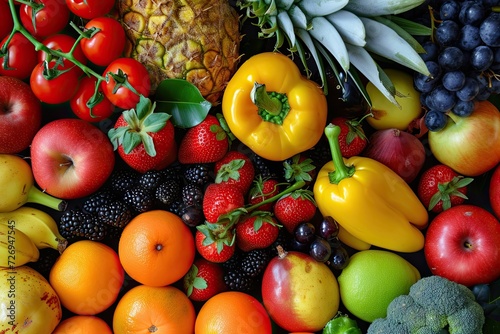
195,291,272,334
52,315,112,333
113,284,195,334
118,210,195,287
49,240,124,315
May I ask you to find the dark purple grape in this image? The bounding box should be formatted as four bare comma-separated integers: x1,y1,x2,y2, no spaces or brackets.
413,61,441,93
470,45,494,71
290,238,310,252
438,46,465,71
421,41,439,61
488,78,500,94
329,237,342,249
459,1,486,26
442,71,466,91
435,20,460,47
451,99,475,117
317,216,339,240
476,87,491,100
309,237,332,262
456,77,480,101
458,25,482,51
427,85,456,112
294,222,316,244
425,110,448,132
440,0,460,20
480,12,500,47
328,246,350,271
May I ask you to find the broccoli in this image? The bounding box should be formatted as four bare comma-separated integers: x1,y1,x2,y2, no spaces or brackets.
367,275,485,334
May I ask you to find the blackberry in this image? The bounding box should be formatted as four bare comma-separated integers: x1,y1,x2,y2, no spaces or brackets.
160,165,184,183
181,183,204,207
223,270,254,293
138,170,164,191
308,139,332,172
250,153,280,179
166,199,185,216
184,164,212,186
155,179,182,207
82,188,116,214
221,250,243,271
106,225,124,241
59,209,107,241
122,186,156,214
27,248,60,279
269,227,293,257
240,248,272,278
110,169,140,193
97,200,132,228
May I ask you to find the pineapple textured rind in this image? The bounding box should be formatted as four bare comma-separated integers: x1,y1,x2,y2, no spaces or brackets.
118,0,241,104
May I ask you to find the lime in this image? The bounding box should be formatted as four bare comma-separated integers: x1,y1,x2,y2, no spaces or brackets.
337,249,421,323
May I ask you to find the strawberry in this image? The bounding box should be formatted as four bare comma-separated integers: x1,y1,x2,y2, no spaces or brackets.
202,182,245,224
235,211,280,252
108,96,177,173
417,164,474,213
195,225,235,263
214,151,255,194
274,189,317,233
182,258,227,302
248,176,280,211
329,115,369,158
178,114,229,164
283,153,316,184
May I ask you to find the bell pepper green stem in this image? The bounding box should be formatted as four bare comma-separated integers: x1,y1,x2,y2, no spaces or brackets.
251,83,283,116
324,124,355,184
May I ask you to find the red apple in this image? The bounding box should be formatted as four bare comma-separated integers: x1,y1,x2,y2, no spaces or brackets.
261,248,340,333
490,163,500,220
0,76,42,154
30,118,115,199
428,100,500,176
424,204,500,287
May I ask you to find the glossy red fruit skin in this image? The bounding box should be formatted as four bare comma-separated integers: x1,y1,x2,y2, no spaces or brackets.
235,215,279,252
248,178,280,212
329,116,368,158
424,204,500,287
202,183,245,224
274,193,317,234
183,258,227,302
195,230,235,263
214,150,255,195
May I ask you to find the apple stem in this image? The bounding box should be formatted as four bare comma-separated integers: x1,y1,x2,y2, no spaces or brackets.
26,186,67,211
276,245,288,259
446,111,460,124
59,161,73,167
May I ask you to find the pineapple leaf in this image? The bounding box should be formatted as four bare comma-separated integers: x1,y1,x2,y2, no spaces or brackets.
154,79,211,129
295,28,327,92
386,15,432,36
277,9,296,47
372,16,426,53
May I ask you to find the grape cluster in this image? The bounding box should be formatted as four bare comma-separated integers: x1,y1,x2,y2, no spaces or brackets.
414,0,500,131
291,216,350,271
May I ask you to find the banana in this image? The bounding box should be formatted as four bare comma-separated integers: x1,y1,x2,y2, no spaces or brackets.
0,154,67,213
0,206,68,253
326,10,366,47
360,16,430,77
1,266,62,333
298,0,348,17
0,223,40,268
309,17,350,72
344,0,426,17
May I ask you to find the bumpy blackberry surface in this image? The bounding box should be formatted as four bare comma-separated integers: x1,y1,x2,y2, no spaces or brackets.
251,153,280,179
308,139,331,171
122,186,156,214
221,250,243,272
59,209,107,241
223,270,254,293
160,165,184,183
27,248,60,279
110,169,140,193
181,183,204,207
138,170,164,191
82,188,116,214
269,227,293,257
184,164,213,186
97,200,132,228
166,199,185,216
155,179,182,207
240,248,272,278
106,225,124,241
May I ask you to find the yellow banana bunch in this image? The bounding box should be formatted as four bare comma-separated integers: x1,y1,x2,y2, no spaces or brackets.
0,206,68,253
0,223,39,268
0,154,66,213
0,266,62,333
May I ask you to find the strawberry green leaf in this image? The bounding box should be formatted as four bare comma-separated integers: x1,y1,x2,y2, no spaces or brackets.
193,276,208,290
154,79,212,129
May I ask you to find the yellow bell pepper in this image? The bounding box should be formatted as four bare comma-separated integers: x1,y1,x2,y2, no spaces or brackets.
313,124,428,253
221,52,327,161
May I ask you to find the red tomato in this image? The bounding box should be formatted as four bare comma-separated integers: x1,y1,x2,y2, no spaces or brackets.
30,61,81,104
20,0,70,38
80,17,126,67
0,33,38,80
65,0,115,20
0,1,14,41
101,58,151,110
70,76,115,122
39,34,88,71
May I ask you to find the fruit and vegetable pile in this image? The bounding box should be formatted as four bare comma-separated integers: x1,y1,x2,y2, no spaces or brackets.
2,0,500,333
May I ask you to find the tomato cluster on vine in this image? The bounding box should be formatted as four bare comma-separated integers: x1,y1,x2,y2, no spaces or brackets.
0,0,149,121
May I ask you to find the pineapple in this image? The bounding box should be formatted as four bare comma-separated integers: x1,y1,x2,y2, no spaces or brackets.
117,0,241,104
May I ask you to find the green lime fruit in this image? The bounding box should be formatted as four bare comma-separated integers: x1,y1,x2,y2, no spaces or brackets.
337,249,421,323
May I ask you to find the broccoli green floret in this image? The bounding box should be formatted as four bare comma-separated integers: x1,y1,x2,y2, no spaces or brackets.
366,275,486,334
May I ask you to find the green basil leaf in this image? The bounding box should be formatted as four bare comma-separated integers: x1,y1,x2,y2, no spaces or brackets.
154,79,212,129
